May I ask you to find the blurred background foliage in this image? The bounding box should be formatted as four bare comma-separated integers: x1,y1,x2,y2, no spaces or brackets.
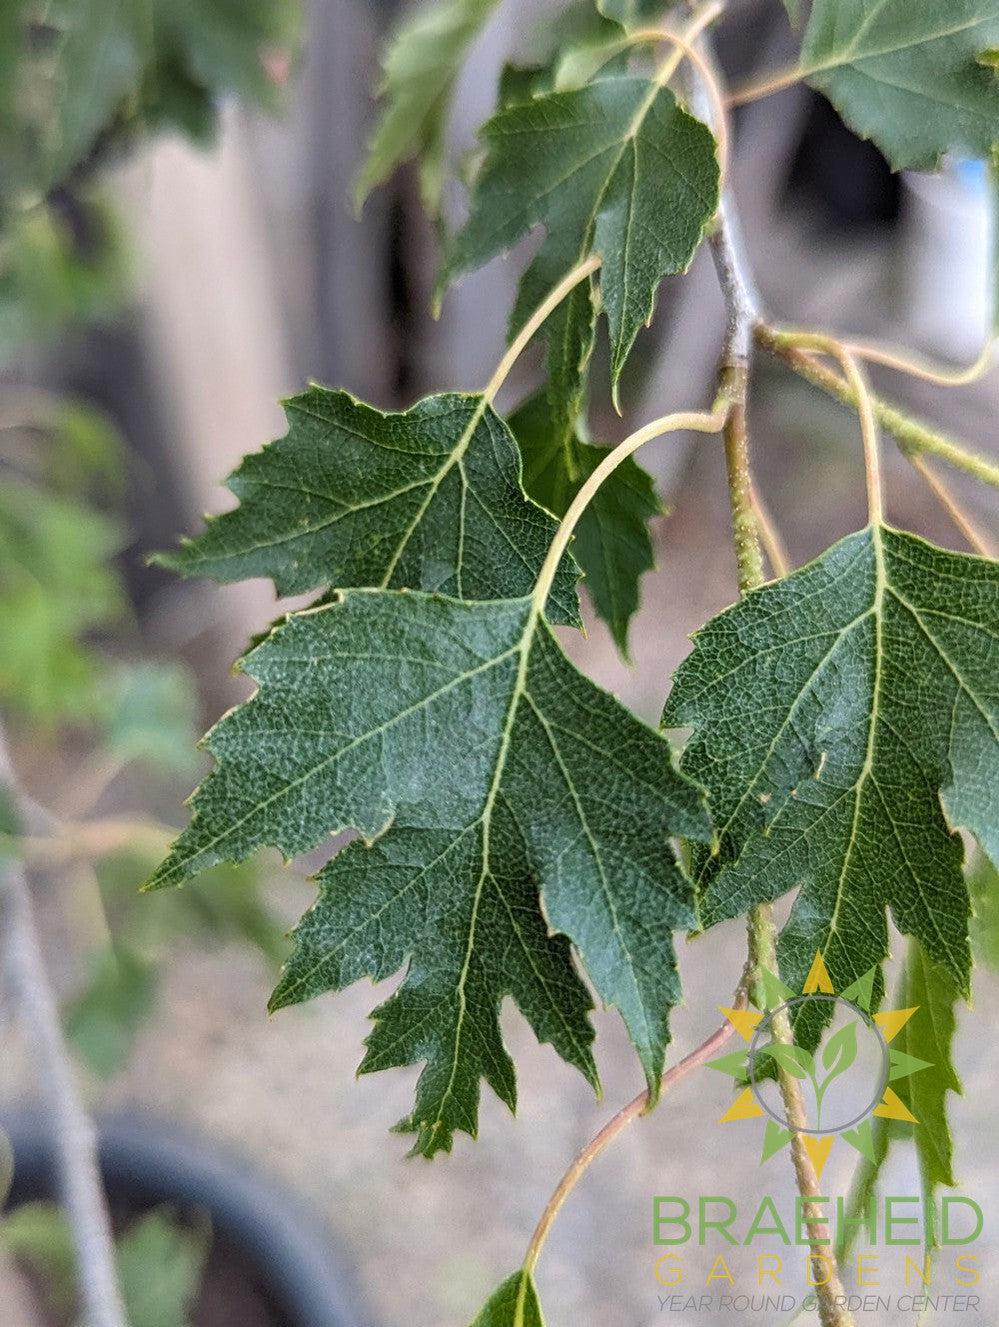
0,7,301,1314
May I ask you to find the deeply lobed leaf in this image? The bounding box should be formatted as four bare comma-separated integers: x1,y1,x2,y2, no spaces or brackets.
664,526,998,1045
839,939,961,1261
159,387,579,624
153,590,708,1153
441,75,720,397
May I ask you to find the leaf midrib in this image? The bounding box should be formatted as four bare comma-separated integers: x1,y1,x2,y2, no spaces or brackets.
803,9,998,80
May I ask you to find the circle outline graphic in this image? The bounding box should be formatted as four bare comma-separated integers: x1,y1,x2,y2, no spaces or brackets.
747,994,890,1137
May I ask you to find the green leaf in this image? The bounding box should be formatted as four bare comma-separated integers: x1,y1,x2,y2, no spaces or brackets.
0,197,130,353
839,940,961,1260
159,387,579,626
0,479,125,727
969,850,999,967
510,390,660,654
153,590,708,1152
664,525,998,1044
1,1202,78,1316
354,0,500,214
442,76,720,398
821,1018,858,1079
63,944,158,1078
470,1270,545,1327
890,943,962,1193
18,0,147,196
117,1208,209,1327
91,847,287,969
798,0,999,171
151,0,299,113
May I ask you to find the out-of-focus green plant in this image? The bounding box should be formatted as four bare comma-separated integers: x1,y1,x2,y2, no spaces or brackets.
0,0,299,349
1,1202,209,1327
0,0,299,1123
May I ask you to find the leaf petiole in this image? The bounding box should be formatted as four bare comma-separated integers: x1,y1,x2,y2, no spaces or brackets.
482,255,601,405
530,396,733,619
764,330,883,525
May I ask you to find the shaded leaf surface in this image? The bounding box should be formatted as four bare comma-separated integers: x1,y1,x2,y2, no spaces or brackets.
443,76,719,393
161,387,578,625
664,526,998,1045
154,590,707,1153
511,390,659,653
800,0,999,170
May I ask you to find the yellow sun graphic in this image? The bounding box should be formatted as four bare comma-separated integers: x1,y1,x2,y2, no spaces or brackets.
707,952,931,1181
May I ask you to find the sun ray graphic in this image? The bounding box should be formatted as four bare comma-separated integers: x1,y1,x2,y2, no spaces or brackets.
707,952,931,1180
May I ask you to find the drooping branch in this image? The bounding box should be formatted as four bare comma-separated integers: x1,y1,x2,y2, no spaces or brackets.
693,42,856,1327
0,731,127,1327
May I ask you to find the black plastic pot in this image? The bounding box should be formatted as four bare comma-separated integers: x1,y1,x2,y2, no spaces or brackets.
1,1111,373,1327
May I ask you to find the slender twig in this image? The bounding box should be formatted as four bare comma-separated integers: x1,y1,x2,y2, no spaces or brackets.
909,454,996,558
0,734,127,1327
774,331,884,523
727,64,803,107
695,44,856,1326
750,481,790,577
755,325,999,490
748,905,853,1327
522,968,752,1277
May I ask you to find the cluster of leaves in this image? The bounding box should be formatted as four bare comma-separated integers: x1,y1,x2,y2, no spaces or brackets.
0,0,302,1085
0,1198,207,1327
145,0,999,1322
157,0,998,1146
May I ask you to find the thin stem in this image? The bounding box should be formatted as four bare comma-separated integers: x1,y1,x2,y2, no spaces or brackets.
748,907,854,1327
843,335,995,388
701,93,856,1316
531,401,731,616
0,737,127,1327
727,64,803,107
482,256,600,404
909,454,996,558
760,330,886,522
755,324,999,491
650,29,730,184
722,383,766,591
750,481,791,577
618,2,724,86
522,970,751,1277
